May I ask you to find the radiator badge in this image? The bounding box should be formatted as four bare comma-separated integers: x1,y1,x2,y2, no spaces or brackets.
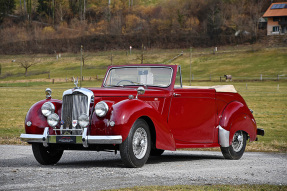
72,120,78,128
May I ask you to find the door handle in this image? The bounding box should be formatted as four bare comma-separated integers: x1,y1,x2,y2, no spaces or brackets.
173,93,181,97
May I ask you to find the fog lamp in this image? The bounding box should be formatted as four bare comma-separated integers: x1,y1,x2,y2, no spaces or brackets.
47,113,59,127
79,114,89,128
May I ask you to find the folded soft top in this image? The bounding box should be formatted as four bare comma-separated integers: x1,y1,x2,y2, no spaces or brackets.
182,85,237,93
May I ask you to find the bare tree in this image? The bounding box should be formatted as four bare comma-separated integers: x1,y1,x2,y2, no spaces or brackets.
82,53,89,67
137,44,145,64
77,51,89,67
248,0,266,41
110,50,113,65
19,57,38,76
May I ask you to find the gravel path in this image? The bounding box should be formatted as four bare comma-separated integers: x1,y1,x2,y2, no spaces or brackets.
0,145,286,191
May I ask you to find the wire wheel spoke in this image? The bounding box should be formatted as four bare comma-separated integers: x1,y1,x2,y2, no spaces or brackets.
132,127,148,159
232,131,244,152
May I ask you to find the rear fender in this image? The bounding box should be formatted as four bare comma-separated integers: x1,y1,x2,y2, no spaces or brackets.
220,101,257,146
110,99,176,150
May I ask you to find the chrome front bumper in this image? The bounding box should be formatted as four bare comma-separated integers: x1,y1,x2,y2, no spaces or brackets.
20,127,122,147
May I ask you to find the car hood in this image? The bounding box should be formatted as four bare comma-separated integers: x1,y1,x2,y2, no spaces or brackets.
88,87,170,98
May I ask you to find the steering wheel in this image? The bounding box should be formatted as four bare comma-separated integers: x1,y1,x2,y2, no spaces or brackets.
116,80,136,85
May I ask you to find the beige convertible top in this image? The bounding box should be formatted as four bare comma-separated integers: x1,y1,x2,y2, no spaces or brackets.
181,85,237,93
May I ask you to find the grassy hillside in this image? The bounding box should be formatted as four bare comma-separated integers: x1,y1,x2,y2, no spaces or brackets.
0,45,286,84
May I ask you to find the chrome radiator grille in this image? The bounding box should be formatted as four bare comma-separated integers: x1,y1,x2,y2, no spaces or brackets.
62,93,88,134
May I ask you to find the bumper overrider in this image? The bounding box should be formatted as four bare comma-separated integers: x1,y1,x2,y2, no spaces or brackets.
20,127,122,148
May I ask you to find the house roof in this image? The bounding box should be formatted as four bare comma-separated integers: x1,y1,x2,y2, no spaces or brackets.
263,3,287,17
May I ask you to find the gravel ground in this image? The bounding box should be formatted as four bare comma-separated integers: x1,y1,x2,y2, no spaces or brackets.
0,145,286,191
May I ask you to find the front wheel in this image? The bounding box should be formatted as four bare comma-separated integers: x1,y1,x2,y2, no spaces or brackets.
120,119,151,168
221,131,247,160
32,143,64,165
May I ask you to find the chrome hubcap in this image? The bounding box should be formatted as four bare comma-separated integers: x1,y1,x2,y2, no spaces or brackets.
132,127,148,159
232,131,244,152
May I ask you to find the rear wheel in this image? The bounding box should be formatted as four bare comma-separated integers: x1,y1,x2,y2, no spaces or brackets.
221,130,247,160
120,119,151,168
32,143,63,165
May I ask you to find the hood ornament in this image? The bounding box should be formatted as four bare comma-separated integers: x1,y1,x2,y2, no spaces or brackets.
73,77,79,89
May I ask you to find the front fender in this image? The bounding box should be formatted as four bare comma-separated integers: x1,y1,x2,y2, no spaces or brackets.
220,101,257,145
110,99,176,150
25,99,62,135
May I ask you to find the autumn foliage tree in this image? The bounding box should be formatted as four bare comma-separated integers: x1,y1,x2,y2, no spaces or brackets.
1,0,285,53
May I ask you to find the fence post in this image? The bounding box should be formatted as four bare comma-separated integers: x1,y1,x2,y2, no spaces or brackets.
260,74,262,81
220,76,222,82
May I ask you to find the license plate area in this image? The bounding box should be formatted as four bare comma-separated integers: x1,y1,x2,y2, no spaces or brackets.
56,136,76,144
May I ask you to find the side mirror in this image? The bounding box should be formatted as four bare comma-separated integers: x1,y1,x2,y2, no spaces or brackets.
136,87,145,99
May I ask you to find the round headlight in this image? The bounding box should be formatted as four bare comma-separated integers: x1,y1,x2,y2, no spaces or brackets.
41,102,55,117
79,114,89,128
47,113,59,127
95,101,109,117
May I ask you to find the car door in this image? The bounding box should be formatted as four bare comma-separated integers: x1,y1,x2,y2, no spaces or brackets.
168,88,217,144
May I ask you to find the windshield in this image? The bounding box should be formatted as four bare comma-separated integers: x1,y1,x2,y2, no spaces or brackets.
103,66,173,87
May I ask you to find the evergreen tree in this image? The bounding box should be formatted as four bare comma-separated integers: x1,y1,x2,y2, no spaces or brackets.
0,0,16,24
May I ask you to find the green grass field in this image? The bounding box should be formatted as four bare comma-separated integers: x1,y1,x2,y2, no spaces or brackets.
0,46,286,153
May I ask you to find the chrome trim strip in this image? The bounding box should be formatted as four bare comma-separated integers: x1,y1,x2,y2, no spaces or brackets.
63,88,94,97
20,133,122,145
87,135,122,144
53,129,83,131
20,134,44,143
103,66,174,88
218,125,230,147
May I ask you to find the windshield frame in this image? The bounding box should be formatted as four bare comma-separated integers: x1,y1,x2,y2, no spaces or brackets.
102,65,174,88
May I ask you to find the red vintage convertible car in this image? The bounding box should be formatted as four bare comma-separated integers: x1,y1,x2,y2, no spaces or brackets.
20,64,264,167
